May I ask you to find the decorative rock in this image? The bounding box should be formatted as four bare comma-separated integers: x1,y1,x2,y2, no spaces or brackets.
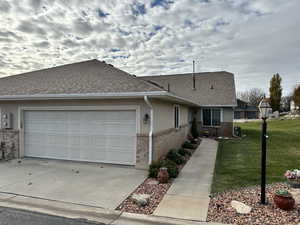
290,188,300,205
147,180,159,185
230,200,252,214
131,193,150,207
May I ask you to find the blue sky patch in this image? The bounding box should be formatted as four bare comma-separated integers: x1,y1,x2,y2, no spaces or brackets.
131,2,146,16
151,0,174,9
97,9,110,18
110,48,121,52
112,55,130,59
154,25,163,31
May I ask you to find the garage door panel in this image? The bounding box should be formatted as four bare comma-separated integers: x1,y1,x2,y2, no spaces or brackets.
24,110,136,165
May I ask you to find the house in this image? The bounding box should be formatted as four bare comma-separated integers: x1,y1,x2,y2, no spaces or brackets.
234,99,259,119
141,71,237,137
0,59,236,169
290,100,299,114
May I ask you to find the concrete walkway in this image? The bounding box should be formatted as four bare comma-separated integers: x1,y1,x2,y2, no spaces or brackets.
153,138,219,221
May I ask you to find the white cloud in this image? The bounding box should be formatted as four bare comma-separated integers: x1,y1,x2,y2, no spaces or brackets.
0,0,299,94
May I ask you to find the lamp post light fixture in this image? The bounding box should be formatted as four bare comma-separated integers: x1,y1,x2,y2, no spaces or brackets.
258,98,271,205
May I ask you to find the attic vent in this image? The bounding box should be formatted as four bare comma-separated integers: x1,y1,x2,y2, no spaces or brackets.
210,85,214,90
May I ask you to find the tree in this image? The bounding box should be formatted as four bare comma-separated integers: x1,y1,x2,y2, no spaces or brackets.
281,95,292,112
293,85,300,108
237,88,265,106
269,73,282,112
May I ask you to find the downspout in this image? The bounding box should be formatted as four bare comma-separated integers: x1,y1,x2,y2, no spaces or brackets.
144,96,153,165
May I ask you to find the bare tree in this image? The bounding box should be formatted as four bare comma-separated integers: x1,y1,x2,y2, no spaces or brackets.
281,95,292,112
237,88,266,106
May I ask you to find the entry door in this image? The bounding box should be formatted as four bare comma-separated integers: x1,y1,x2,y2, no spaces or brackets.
24,110,136,165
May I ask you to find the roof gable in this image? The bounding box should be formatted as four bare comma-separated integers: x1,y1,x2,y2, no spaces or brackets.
141,72,237,106
0,59,164,96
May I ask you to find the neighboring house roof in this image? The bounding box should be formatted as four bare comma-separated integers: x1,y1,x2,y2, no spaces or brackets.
235,99,258,111
140,72,237,107
0,60,199,106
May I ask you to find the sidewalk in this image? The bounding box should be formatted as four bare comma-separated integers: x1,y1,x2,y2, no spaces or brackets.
0,138,223,225
153,138,219,221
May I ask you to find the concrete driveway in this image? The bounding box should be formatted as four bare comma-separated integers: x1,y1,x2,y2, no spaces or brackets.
0,159,146,209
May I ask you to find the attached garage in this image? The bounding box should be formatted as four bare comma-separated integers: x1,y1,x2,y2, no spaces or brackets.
23,109,137,165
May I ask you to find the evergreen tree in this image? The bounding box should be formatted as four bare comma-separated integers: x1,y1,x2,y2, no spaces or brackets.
191,118,199,138
269,73,282,112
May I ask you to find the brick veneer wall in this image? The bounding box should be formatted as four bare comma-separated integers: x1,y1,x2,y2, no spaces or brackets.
152,124,189,161
0,129,19,160
136,134,149,169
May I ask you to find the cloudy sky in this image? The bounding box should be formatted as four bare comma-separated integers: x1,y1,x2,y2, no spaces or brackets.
0,0,299,95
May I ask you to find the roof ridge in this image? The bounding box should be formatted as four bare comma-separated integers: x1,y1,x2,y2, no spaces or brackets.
100,62,166,92
140,71,233,78
0,59,100,80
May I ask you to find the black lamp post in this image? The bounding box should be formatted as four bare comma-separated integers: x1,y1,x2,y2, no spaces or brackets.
258,98,271,205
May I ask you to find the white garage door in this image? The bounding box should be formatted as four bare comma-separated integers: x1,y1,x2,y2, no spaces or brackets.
24,110,137,165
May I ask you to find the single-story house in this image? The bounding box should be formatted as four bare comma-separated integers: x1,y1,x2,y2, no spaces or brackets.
0,59,236,169
290,100,299,114
234,99,259,119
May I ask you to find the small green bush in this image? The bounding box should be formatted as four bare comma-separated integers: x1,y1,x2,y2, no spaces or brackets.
166,149,184,165
162,159,179,178
148,160,163,178
148,159,179,178
178,148,191,156
182,141,195,149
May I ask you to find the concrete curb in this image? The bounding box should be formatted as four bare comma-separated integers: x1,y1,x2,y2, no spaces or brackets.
0,193,121,224
0,193,229,225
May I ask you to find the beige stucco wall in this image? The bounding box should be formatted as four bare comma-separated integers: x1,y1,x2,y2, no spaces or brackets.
222,107,234,122
151,99,189,133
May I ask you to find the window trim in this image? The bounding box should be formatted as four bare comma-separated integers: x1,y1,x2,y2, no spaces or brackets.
174,105,180,129
201,107,223,127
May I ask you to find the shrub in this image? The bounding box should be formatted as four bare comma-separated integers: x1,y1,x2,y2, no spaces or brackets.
162,159,179,178
178,148,191,156
148,159,179,178
191,118,199,138
166,149,184,165
148,160,163,178
190,139,198,144
182,141,195,149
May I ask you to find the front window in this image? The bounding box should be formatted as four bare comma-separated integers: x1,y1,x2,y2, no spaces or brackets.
174,105,180,129
203,108,221,126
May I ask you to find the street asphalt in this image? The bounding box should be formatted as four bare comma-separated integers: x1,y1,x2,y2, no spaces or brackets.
0,207,106,225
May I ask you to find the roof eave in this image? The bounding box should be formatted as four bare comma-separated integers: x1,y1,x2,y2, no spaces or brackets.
0,91,200,107
200,104,238,107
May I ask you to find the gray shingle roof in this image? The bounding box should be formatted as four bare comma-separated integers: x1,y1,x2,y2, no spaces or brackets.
141,72,237,106
0,59,164,96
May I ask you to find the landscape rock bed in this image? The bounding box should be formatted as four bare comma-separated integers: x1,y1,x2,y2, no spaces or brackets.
116,178,172,214
116,142,199,215
207,183,300,225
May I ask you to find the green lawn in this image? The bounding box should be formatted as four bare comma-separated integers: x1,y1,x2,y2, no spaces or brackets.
211,118,300,193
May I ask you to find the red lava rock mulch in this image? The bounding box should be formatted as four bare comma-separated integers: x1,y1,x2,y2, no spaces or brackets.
116,178,172,215
116,142,200,215
207,183,300,225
